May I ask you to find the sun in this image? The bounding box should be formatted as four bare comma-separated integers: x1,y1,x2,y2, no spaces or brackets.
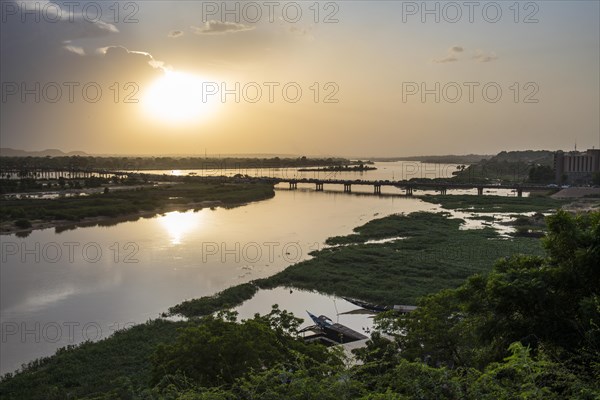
142,71,217,124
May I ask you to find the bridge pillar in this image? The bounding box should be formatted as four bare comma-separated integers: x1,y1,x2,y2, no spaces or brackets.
406,187,413,196
344,183,352,193
374,184,381,194
315,183,323,191
289,182,297,190
477,187,483,196
517,188,523,197
440,188,447,195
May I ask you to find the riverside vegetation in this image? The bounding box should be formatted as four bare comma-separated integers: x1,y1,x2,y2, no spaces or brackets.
0,182,275,232
2,195,597,398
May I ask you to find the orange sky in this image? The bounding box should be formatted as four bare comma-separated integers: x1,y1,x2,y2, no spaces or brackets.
1,1,599,156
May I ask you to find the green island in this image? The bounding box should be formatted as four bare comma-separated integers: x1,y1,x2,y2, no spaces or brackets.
298,164,376,172
2,192,598,399
0,155,354,173
0,181,275,234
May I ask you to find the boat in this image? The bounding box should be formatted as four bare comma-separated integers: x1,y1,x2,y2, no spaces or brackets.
301,311,367,344
342,297,418,314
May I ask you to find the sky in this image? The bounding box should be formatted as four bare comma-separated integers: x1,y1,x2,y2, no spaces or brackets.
1,0,599,157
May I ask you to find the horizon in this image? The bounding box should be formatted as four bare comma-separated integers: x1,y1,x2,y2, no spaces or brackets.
1,146,595,159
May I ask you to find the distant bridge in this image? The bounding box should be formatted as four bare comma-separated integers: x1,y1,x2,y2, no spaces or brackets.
257,177,550,197
0,167,550,197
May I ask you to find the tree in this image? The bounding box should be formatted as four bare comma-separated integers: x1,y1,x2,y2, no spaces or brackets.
151,307,341,388
528,165,555,183
384,210,599,375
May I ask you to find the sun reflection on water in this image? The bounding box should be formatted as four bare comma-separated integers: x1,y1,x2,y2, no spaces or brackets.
158,211,202,245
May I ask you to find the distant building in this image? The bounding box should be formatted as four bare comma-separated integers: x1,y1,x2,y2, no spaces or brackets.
554,149,600,184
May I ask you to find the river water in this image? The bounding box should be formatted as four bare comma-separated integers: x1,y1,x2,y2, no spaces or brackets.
1,162,518,374
125,160,460,182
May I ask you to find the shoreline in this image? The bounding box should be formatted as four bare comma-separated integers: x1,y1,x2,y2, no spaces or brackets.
0,199,244,236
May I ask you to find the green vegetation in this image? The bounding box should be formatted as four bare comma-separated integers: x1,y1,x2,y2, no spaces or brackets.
2,211,597,399
374,154,492,164
0,319,187,399
168,283,259,317
365,210,600,396
0,176,131,194
0,155,353,174
13,218,32,229
258,212,543,305
528,165,555,183
510,213,548,237
421,194,567,213
152,308,340,389
451,150,554,183
0,182,274,225
298,163,376,172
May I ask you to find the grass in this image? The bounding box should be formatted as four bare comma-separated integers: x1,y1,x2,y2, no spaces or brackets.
421,194,568,213
0,319,189,399
257,211,543,305
168,283,259,317
0,182,274,224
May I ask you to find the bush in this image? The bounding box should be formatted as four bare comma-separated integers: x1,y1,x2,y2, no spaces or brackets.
14,219,32,229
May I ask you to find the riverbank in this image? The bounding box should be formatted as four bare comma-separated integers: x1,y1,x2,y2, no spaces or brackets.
0,182,275,235
0,195,584,398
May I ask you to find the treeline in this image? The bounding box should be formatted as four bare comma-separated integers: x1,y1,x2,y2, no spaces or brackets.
452,150,555,183
0,211,597,399
377,154,492,164
0,156,352,172
0,182,275,225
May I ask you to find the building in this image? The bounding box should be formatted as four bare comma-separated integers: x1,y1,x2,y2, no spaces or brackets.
554,149,600,184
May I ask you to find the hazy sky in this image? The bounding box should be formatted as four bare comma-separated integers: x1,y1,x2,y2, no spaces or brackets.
1,0,599,156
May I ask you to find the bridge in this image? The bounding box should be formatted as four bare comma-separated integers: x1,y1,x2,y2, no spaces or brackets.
0,168,129,179
258,177,549,197
0,167,550,197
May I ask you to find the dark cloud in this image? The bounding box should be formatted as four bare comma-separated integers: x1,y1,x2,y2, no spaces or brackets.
191,20,254,35
4,0,118,42
432,45,464,63
168,30,184,38
432,55,458,63
473,50,499,63
94,46,165,83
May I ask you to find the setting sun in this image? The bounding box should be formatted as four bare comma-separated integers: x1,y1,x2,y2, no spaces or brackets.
142,71,217,124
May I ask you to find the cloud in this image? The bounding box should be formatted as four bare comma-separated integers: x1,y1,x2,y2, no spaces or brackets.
288,26,314,39
63,45,85,56
432,45,464,63
168,30,184,38
473,50,499,63
66,19,118,39
96,46,166,71
432,55,458,63
432,46,497,64
9,0,118,41
191,20,254,35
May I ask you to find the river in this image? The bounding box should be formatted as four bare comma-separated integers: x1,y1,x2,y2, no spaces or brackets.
0,162,517,374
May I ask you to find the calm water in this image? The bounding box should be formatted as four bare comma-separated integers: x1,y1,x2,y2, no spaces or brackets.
127,161,460,181
1,162,519,374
